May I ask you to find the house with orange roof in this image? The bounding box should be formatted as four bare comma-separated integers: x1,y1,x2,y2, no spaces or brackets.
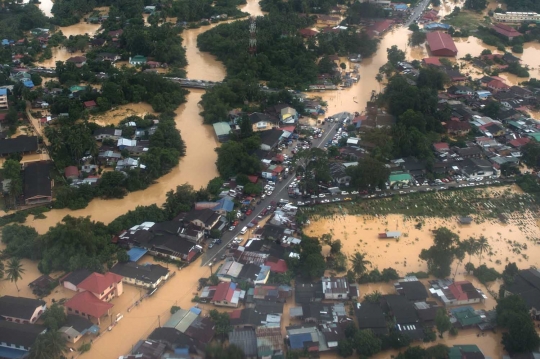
77,272,124,302
64,291,114,324
486,79,510,92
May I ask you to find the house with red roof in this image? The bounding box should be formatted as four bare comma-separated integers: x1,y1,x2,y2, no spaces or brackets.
422,10,439,21
432,142,450,153
84,100,97,109
77,272,124,302
430,280,486,307
445,120,471,136
64,166,79,180
65,291,114,324
264,257,288,273
492,23,522,41
426,32,457,57
486,79,510,92
211,282,244,308
299,28,318,38
367,19,394,38
422,57,443,67
509,137,530,148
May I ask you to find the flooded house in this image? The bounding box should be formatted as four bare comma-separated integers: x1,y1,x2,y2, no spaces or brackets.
0,296,46,324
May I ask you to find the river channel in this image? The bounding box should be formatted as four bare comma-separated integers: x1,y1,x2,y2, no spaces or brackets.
24,0,540,235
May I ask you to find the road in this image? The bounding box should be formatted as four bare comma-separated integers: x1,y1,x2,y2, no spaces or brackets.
201,113,345,266
404,0,431,27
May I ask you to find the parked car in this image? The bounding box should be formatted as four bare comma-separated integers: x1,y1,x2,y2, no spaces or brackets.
228,226,235,231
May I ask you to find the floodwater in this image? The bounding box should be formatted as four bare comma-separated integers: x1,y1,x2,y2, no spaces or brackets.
306,186,540,359
92,103,156,127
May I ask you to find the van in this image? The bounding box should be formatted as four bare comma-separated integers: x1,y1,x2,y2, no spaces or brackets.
240,227,248,235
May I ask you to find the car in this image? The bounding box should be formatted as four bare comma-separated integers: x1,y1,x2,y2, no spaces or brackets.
341,191,349,195
351,191,359,195
229,226,235,231
236,212,242,218
261,194,266,199
318,193,325,198
311,195,317,199
246,209,252,215
266,191,273,195
208,243,214,249
220,254,226,260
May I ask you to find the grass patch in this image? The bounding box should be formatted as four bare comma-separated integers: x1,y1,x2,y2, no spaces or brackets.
444,10,490,32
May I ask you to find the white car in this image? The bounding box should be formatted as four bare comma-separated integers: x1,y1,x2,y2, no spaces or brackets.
318,193,325,198
266,191,273,195
261,194,266,199
341,191,349,195
351,191,359,195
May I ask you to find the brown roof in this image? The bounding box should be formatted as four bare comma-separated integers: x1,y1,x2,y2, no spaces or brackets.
77,272,123,294
426,32,457,54
65,291,113,318
492,23,522,38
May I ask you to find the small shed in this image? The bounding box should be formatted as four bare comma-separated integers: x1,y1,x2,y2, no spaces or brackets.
458,216,473,224
213,122,232,142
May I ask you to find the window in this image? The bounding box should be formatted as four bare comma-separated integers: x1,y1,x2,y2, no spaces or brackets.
75,310,79,314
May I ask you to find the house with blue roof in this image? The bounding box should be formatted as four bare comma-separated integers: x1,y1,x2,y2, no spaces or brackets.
424,23,451,31
393,3,408,11
22,80,34,88
286,324,329,353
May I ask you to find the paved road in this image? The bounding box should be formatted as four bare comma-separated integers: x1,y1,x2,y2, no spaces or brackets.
201,115,343,266
404,0,431,27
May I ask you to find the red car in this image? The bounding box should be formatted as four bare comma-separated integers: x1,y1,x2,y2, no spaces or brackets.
246,209,252,215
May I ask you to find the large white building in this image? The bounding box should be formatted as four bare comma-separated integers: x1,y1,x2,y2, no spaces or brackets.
494,12,540,23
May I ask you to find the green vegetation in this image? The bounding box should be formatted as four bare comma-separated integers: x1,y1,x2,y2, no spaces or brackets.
261,0,338,14
503,0,540,13
0,3,49,40
420,227,459,278
497,295,540,353
347,2,387,22
164,0,248,22
464,0,487,11
473,264,501,284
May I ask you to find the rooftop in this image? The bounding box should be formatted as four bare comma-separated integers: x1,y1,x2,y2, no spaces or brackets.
77,272,123,294
0,296,45,320
65,291,113,319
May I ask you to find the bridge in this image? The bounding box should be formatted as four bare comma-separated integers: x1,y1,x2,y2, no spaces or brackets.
166,77,221,89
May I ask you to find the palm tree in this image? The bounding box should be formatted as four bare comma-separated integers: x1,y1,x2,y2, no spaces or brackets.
6,258,25,292
28,330,67,359
453,243,466,279
476,236,490,265
464,237,478,265
350,252,371,278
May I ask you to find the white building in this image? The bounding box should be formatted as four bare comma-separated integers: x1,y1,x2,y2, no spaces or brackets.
494,12,540,23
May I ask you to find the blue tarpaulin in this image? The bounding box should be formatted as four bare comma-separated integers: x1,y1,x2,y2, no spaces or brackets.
127,247,148,262
190,306,202,315
0,347,28,359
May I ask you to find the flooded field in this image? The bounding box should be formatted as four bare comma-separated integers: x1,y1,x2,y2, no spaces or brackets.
91,103,156,127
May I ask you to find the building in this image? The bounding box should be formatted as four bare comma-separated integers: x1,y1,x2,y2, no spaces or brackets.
211,282,245,308
0,88,8,109
0,321,46,357
383,295,424,341
295,281,324,304
329,162,351,185
321,277,355,300
259,129,283,151
354,302,388,335
77,272,124,302
163,307,215,345
93,128,122,141
504,268,540,319
64,166,79,180
492,23,522,40
59,314,100,344
286,324,328,353
24,161,53,206
0,296,46,324
60,269,92,291
426,31,458,57
389,172,412,186
449,345,487,359
229,328,258,359
460,158,495,178
148,327,203,356
429,279,487,306
250,112,277,132
66,56,87,67
110,262,171,289
494,11,540,22
394,278,429,302
64,291,114,324
367,19,394,37
0,136,38,157
256,327,285,359
212,122,231,142
182,208,222,231
129,55,147,65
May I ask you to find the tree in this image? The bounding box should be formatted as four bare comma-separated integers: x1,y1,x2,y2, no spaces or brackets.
464,0,487,11
419,227,459,278
206,342,245,359
408,23,419,32
350,252,371,279
3,159,23,208
207,177,224,196
497,295,540,353
453,242,466,279
387,45,405,66
396,346,427,359
481,101,501,118
465,262,475,275
337,339,354,357
435,308,451,338
476,236,490,265
5,258,25,292
409,31,427,47
463,237,478,264
42,303,67,330
28,330,67,359
346,156,390,191
381,267,399,281
0,261,3,279
209,309,231,338
502,262,519,285
354,329,382,357
117,250,130,263
330,239,342,255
